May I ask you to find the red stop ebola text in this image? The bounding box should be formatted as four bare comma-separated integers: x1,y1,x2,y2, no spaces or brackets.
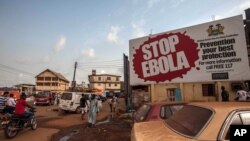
133,32,199,82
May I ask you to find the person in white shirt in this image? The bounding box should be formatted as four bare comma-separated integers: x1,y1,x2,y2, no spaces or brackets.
235,86,248,101
5,93,16,113
111,95,119,113
96,96,102,113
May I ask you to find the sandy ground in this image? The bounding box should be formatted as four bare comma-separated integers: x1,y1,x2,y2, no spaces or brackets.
0,98,132,141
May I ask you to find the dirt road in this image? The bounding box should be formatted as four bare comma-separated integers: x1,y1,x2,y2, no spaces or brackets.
0,98,132,141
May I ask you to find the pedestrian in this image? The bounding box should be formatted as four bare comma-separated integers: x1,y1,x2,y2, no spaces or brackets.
57,94,60,105
5,93,16,114
111,95,119,113
221,86,229,101
54,94,58,105
235,86,248,101
88,94,98,128
80,94,87,120
108,97,112,112
97,96,102,113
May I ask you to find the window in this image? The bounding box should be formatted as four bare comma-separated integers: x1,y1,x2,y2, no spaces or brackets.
52,83,58,86
52,77,58,81
36,91,51,98
166,105,213,137
231,83,243,91
222,111,250,140
116,77,119,81
202,84,215,96
170,105,184,115
160,105,185,119
98,77,101,81
36,83,43,86
160,106,172,119
114,83,117,86
231,114,243,125
241,113,250,124
45,83,50,86
61,93,72,100
108,83,111,87
167,89,175,101
224,113,243,140
37,77,44,81
134,104,151,122
45,77,51,81
107,77,111,80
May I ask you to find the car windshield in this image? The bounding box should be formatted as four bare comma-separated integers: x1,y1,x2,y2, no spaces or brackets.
165,105,213,137
134,104,151,122
61,93,72,100
36,92,50,98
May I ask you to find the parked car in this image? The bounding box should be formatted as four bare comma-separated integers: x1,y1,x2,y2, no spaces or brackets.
35,91,52,106
134,102,186,122
131,102,250,141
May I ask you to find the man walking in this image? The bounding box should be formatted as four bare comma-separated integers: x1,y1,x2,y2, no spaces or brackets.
221,86,229,101
80,94,87,120
88,94,98,128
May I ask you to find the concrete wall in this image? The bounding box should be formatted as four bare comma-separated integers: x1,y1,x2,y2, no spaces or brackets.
150,81,239,102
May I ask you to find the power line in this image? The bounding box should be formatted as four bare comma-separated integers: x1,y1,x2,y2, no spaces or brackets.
0,67,34,78
77,67,123,72
0,63,36,76
78,64,123,67
78,59,123,64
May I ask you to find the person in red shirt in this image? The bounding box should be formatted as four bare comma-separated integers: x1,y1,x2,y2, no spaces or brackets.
15,93,34,119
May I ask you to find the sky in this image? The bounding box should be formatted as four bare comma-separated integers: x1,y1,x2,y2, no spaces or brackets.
0,0,250,87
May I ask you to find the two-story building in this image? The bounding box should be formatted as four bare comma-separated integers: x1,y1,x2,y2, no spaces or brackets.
35,69,69,93
88,70,121,93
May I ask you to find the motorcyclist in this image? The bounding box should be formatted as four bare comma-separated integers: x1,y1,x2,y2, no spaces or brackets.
14,93,34,122
5,93,16,114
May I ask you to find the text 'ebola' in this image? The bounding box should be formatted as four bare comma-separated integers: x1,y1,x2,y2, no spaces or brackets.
141,35,189,77
133,32,199,82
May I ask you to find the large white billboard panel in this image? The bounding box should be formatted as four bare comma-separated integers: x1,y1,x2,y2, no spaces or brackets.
129,15,250,85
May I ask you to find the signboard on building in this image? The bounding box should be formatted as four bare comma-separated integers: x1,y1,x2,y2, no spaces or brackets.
129,15,250,85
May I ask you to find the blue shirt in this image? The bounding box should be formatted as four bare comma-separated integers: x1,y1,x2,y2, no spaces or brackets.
0,96,7,110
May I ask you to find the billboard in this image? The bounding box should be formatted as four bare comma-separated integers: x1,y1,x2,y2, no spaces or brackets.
129,15,250,85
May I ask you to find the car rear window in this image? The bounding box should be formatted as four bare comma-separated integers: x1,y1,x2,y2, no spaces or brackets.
160,104,184,119
165,105,213,137
134,104,151,122
61,93,72,100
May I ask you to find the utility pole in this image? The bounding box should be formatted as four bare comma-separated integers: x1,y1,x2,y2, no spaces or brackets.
123,54,132,111
72,61,77,92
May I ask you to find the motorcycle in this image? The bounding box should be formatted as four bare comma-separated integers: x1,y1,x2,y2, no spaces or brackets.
4,107,37,139
0,112,12,128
